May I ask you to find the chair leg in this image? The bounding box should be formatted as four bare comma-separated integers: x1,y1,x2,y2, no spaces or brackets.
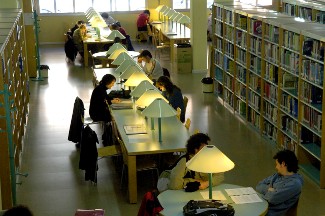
120,164,125,189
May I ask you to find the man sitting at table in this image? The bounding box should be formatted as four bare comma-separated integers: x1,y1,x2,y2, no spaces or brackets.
256,150,303,216
137,50,163,83
101,12,115,27
168,133,224,190
136,9,151,41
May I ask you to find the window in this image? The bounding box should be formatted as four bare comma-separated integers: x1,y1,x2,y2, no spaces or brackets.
39,0,145,13
239,0,272,6
173,0,214,9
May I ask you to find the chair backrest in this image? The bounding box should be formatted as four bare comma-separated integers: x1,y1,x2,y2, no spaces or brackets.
184,118,191,129
285,200,299,216
183,96,188,115
176,107,181,121
117,137,128,165
88,50,95,67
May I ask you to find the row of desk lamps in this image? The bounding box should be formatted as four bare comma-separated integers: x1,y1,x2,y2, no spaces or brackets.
107,42,235,200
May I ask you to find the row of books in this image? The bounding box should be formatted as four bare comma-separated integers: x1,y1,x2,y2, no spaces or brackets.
264,24,279,44
224,57,234,74
225,10,234,25
250,56,262,74
303,39,324,61
225,74,234,90
298,7,312,21
225,89,234,106
281,114,298,139
216,38,222,51
301,82,323,105
250,37,262,56
265,62,279,84
283,3,295,16
237,100,246,116
282,73,298,89
215,67,223,82
236,65,246,83
249,73,261,92
214,50,223,67
316,11,325,24
279,134,297,152
283,31,300,52
236,47,246,65
248,108,261,128
264,101,277,123
301,59,324,86
301,126,321,144
236,30,247,48
264,82,278,104
302,105,322,132
215,7,222,20
215,22,223,36
265,42,279,65
235,81,246,100
236,15,247,30
225,25,234,41
263,121,277,142
281,93,298,118
248,90,260,111
225,42,234,59
280,50,299,75
250,20,262,37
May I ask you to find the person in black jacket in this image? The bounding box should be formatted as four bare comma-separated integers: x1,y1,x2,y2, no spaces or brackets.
89,74,120,122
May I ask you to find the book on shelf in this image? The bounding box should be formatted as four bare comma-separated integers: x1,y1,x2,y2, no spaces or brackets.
282,73,297,89
251,20,262,36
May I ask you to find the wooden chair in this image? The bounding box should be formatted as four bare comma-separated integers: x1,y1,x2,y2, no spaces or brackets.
88,50,108,69
176,107,182,121
184,118,191,129
285,200,299,216
119,138,159,188
152,28,169,59
183,96,188,117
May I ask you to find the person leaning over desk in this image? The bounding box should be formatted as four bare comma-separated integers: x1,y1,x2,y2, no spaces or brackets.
73,24,88,59
168,133,224,190
137,50,163,82
89,74,121,123
256,150,303,216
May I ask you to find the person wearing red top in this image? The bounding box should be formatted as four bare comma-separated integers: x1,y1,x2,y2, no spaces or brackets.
137,10,150,31
111,23,127,44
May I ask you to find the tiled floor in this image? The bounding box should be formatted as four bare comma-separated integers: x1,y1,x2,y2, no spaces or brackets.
15,43,325,215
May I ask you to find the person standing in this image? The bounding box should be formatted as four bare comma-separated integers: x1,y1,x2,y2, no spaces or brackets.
256,150,304,216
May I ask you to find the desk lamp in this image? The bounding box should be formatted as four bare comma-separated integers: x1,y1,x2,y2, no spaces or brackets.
90,16,107,40
108,49,127,60
124,70,152,88
106,43,127,55
130,80,157,99
107,30,126,40
120,65,143,80
186,145,235,199
166,9,176,25
155,5,169,21
177,15,191,34
173,13,184,22
115,59,137,74
142,98,177,143
112,52,133,65
162,8,172,23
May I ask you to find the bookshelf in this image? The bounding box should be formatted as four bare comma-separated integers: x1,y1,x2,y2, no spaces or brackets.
212,2,325,188
0,9,29,208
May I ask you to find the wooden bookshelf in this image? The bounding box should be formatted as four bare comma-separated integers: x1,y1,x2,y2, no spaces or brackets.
212,2,325,188
0,9,29,208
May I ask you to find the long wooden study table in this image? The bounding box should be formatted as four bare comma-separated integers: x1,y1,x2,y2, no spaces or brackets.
93,68,189,203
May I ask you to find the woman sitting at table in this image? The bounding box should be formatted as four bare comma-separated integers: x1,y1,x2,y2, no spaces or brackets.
73,24,87,59
137,50,163,82
89,74,120,123
168,133,224,190
156,76,185,123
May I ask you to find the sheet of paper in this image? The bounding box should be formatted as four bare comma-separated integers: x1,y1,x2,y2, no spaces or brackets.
124,125,147,135
199,190,227,200
225,187,256,196
230,194,263,204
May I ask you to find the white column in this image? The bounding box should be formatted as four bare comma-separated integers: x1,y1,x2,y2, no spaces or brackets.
190,0,207,73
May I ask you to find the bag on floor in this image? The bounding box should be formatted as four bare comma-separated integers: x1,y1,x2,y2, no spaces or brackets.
75,209,104,216
183,200,235,216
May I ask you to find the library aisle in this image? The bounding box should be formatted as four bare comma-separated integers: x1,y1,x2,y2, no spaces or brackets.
15,44,325,215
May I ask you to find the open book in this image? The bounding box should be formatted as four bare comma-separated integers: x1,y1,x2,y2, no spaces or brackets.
225,187,263,204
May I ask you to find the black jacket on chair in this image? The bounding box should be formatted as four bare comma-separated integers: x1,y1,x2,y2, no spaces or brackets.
89,84,112,122
79,125,99,183
68,97,85,143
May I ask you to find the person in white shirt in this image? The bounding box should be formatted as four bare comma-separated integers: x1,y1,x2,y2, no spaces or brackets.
137,50,163,82
101,12,115,27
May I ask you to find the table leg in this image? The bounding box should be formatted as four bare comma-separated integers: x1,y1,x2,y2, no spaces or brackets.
128,155,137,203
84,43,88,67
170,39,175,62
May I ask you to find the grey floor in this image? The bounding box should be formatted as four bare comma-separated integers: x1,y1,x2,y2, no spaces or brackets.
16,43,325,216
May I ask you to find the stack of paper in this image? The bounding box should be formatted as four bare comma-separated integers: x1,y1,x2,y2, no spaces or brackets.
225,187,263,204
111,100,133,110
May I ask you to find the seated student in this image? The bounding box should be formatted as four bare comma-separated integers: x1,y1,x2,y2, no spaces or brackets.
156,76,185,123
136,10,150,41
111,23,127,45
111,22,135,51
73,24,88,59
101,12,115,27
89,74,120,123
68,20,84,37
256,150,304,216
137,50,163,82
168,133,224,190
3,205,33,216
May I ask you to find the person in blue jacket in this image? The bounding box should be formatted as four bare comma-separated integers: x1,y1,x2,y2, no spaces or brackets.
156,76,185,123
256,150,304,216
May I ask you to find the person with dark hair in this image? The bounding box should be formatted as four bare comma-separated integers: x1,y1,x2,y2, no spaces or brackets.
256,150,303,216
111,23,127,44
101,12,115,26
137,50,163,81
73,24,88,59
69,20,85,37
89,74,120,122
3,205,33,216
168,133,224,190
136,10,151,41
156,76,185,122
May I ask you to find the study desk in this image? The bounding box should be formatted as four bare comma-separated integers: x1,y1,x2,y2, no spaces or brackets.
83,37,114,67
158,184,268,216
151,22,191,59
111,109,189,203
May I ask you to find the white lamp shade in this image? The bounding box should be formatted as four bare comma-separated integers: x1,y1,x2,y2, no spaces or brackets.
186,145,235,173
111,52,133,65
162,8,171,16
107,30,126,40
115,59,137,74
142,98,177,118
135,89,167,107
108,49,127,60
156,5,168,13
170,12,180,20
173,13,184,22
120,65,143,79
124,71,153,87
130,80,157,98
178,15,191,24
91,16,106,27
166,9,176,17
106,43,127,55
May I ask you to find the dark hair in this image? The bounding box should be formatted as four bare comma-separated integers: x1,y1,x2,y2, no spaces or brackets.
99,74,116,86
77,20,84,25
143,9,150,16
4,205,33,216
111,23,118,30
186,133,210,155
139,50,152,59
156,76,180,95
273,150,299,173
101,12,109,19
114,37,122,43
